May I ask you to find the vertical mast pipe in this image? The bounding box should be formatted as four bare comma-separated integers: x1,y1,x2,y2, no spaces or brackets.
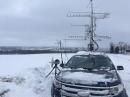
89,0,94,51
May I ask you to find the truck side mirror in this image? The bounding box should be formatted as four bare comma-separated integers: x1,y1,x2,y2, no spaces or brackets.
117,66,124,70
60,63,65,67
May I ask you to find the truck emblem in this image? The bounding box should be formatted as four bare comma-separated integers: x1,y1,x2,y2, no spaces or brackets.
71,80,76,85
77,91,90,97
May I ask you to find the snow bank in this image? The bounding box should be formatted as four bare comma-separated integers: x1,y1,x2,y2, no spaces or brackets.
0,67,53,97
0,53,129,97
0,53,73,97
108,54,130,96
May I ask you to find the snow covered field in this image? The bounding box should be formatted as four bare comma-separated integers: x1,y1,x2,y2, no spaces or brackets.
0,53,129,97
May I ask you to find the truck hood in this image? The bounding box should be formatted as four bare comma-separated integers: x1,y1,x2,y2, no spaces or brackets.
56,70,120,86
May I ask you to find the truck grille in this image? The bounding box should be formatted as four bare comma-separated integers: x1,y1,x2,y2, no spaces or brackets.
61,83,112,97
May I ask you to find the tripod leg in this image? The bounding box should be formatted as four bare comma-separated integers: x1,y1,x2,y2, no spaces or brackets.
55,67,61,75
57,68,61,72
45,67,55,78
55,67,58,76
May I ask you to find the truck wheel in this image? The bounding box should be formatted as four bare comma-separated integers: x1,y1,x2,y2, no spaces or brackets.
119,89,128,97
123,90,128,97
51,85,61,97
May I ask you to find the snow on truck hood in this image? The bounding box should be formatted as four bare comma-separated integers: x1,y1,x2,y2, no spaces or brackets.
57,70,118,85
62,72,109,82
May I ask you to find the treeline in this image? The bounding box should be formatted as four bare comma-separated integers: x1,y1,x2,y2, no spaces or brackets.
0,47,79,54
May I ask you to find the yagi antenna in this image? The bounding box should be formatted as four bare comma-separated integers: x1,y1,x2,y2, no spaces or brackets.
66,0,111,51
67,12,110,19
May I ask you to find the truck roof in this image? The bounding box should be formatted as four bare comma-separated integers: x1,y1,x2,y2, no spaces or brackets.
76,51,107,57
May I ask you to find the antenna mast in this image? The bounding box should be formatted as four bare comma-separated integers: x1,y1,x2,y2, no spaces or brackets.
89,0,94,51
66,0,111,52
57,40,64,64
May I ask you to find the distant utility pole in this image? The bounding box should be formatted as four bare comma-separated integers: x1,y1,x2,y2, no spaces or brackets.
67,0,111,51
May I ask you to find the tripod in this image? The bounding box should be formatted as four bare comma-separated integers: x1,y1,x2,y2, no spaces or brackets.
46,63,60,78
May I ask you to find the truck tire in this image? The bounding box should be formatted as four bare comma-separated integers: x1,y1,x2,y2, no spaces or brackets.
51,85,61,97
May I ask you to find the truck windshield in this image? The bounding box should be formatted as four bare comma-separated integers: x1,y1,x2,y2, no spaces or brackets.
64,55,115,70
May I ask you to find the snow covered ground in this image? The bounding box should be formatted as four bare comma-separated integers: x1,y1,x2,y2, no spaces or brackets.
0,53,129,97
108,54,130,96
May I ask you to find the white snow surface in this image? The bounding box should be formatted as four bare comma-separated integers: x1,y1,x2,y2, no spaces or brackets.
0,53,129,97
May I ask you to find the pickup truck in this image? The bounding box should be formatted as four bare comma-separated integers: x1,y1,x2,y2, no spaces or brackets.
51,52,128,97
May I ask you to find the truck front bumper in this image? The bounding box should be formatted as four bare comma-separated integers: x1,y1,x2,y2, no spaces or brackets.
59,83,128,97
61,89,127,97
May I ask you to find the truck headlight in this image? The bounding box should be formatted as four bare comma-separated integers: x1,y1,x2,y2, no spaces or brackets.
110,84,124,96
54,79,62,88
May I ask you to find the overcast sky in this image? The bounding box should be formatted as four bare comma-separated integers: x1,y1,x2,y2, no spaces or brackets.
0,0,130,47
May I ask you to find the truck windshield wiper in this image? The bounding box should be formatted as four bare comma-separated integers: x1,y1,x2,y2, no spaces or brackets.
83,67,94,71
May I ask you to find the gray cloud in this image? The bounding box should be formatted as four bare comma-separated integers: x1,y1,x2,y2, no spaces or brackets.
0,0,130,47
